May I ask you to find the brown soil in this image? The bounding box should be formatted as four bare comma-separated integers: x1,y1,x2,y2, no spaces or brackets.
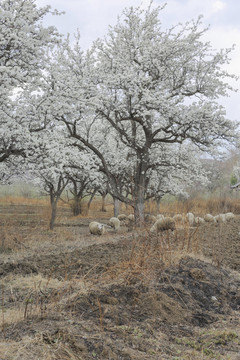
0,204,240,359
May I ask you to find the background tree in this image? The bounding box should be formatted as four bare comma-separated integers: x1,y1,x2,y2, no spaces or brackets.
0,0,61,165
66,153,100,216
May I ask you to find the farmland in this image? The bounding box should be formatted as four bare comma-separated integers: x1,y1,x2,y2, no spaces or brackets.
0,197,240,359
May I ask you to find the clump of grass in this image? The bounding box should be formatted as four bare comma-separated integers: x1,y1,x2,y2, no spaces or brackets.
95,223,197,286
175,329,240,359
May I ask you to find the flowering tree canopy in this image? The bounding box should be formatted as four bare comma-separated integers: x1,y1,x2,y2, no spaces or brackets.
5,2,238,224
0,0,62,163
42,5,237,222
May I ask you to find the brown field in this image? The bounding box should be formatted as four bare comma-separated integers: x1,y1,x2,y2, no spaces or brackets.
0,196,240,359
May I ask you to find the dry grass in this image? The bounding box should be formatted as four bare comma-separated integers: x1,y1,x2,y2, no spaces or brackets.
94,222,200,288
1,194,240,216
0,196,50,207
1,272,89,328
144,196,240,216
0,335,84,360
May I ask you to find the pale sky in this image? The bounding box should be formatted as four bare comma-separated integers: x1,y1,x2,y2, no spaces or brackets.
35,0,240,123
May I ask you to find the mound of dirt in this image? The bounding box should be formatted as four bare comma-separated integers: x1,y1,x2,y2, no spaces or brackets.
159,257,240,326
1,242,240,359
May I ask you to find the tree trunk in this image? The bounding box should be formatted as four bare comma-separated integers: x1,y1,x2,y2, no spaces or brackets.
134,190,145,225
113,197,119,217
133,159,148,225
101,194,107,212
72,195,82,216
87,189,97,211
156,197,161,213
50,199,58,230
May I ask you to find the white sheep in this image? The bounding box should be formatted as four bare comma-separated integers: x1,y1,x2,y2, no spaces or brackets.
145,214,157,223
89,221,106,235
156,214,165,221
194,216,205,225
225,212,235,221
186,212,195,226
109,217,121,232
127,214,135,222
214,214,226,223
213,215,219,223
173,214,183,222
150,217,175,233
219,213,227,222
118,214,127,221
204,214,214,222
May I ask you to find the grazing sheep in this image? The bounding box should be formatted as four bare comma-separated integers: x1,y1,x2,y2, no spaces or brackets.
186,212,195,226
173,214,183,222
219,213,227,222
194,216,205,225
204,214,214,222
150,217,175,233
225,212,235,221
156,214,165,221
89,221,105,235
145,214,157,223
213,215,219,223
109,217,121,232
118,214,127,221
127,214,135,222
214,214,226,223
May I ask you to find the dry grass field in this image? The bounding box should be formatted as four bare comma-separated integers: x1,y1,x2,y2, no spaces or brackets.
0,196,240,359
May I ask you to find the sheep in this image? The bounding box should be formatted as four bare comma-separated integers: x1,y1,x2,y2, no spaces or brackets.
156,214,165,221
194,216,205,225
219,213,227,222
89,221,106,235
145,214,157,223
214,214,226,223
150,217,175,233
204,214,215,222
109,217,121,232
127,214,135,222
118,214,127,221
186,212,195,226
173,214,183,223
213,215,219,223
225,212,235,221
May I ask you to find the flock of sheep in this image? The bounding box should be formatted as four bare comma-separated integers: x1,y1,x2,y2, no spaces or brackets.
89,211,236,235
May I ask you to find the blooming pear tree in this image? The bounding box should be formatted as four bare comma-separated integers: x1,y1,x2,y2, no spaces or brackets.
31,4,237,224
88,5,236,221
27,129,70,229
65,152,101,216
0,0,62,166
27,125,99,229
67,174,93,216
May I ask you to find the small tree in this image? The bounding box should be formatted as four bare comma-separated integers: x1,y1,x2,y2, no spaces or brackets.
66,156,100,215
28,129,73,229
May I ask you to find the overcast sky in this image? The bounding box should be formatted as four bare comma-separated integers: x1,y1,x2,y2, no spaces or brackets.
35,0,240,123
